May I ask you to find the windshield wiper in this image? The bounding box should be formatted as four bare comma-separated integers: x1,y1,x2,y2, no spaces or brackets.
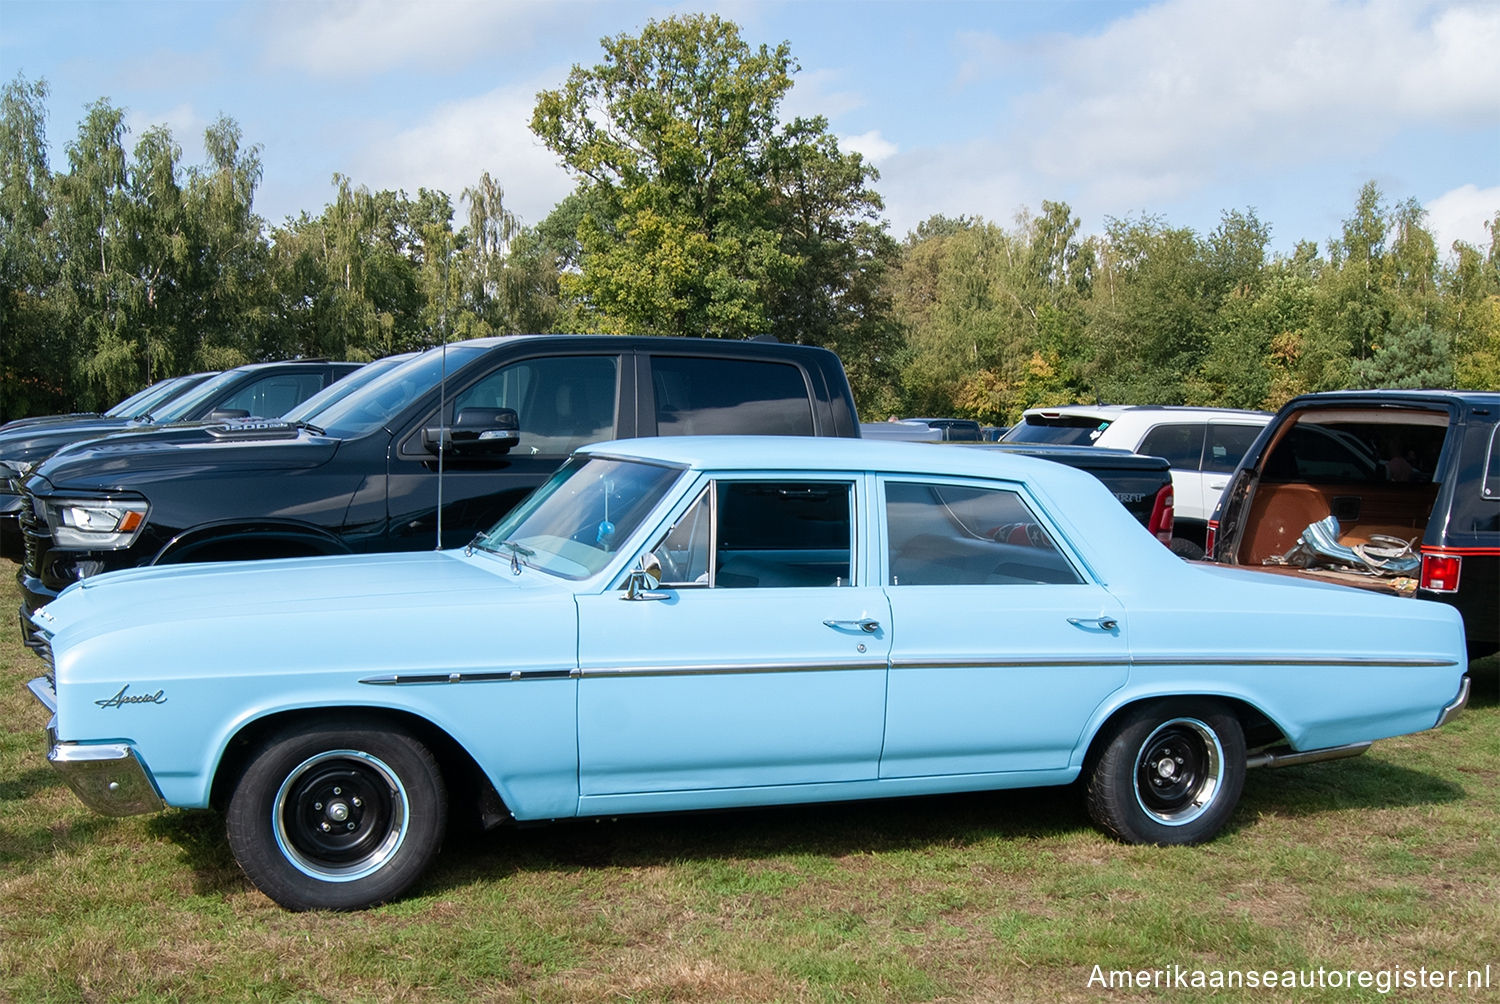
469,535,534,573
294,420,326,436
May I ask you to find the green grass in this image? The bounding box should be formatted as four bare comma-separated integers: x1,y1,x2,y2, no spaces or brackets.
1,564,1496,1003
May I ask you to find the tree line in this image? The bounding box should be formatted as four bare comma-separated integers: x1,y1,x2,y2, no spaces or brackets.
2,14,1496,424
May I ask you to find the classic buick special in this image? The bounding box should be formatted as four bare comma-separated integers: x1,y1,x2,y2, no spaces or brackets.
25,437,1470,910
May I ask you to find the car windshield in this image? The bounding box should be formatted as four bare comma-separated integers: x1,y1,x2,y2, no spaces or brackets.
1002,415,1112,446
104,375,197,418
299,344,490,438
283,354,414,426
145,369,249,422
473,455,682,579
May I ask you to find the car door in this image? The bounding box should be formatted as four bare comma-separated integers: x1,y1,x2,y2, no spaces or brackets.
574,474,891,797
877,477,1129,777
386,352,629,549
1202,421,1264,518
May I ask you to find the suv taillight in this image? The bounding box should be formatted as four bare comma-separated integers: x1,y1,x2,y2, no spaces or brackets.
1148,485,1174,546
1205,519,1218,556
1420,552,1462,594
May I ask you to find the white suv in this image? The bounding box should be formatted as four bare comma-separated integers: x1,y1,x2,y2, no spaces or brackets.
1001,405,1271,556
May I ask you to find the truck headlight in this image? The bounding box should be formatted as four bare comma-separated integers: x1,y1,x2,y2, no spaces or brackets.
46,498,150,549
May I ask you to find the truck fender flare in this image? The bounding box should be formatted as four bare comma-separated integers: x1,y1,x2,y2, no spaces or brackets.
150,519,353,565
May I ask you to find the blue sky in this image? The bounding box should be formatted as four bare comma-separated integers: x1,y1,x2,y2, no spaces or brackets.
3,0,1497,257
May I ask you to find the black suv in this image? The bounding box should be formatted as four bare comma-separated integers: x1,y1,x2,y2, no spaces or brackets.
1,360,361,559
1208,389,1500,657
17,335,859,625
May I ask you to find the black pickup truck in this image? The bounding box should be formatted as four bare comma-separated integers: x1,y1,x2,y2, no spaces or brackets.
970,443,1176,542
1208,389,1499,657
17,335,859,624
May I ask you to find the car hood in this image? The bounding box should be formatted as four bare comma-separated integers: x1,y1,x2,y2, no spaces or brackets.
0,417,143,464
30,426,342,492
36,550,577,681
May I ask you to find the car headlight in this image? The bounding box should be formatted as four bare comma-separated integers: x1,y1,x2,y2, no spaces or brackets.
45,498,150,549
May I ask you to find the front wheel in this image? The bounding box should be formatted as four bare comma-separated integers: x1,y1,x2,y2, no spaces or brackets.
1085,700,1245,845
226,720,447,910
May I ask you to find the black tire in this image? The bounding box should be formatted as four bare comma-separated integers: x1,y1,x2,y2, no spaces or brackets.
225,720,447,911
1085,700,1245,845
1168,537,1205,560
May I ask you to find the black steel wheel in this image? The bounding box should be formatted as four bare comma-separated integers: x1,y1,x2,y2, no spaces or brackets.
1086,700,1245,845
226,720,447,911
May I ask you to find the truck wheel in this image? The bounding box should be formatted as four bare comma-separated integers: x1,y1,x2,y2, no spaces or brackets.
1085,700,1244,845
225,721,447,911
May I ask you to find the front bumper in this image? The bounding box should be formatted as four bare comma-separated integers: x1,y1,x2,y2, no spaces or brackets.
26,677,165,817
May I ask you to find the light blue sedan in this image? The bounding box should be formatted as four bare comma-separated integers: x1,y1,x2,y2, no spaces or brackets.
25,437,1470,910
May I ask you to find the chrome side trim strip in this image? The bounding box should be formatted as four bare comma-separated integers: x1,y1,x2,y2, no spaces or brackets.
1130,656,1459,669
361,661,889,685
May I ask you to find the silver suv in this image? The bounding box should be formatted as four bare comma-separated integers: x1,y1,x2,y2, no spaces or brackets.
1001,405,1271,556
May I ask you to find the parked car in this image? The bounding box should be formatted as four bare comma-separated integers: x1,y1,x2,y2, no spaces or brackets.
15,335,858,624
1208,389,1500,657
973,444,1175,543
902,417,984,442
0,371,217,433
25,437,1468,910
1002,405,1271,556
1,361,360,560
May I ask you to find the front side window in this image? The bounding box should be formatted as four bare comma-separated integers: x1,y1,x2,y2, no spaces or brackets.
1138,423,1206,470
454,355,618,456
650,479,853,588
885,481,1082,586
214,373,326,419
650,356,814,436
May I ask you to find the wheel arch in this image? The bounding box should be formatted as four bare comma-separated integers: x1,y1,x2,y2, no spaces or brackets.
1077,692,1284,771
151,520,352,565
209,706,509,827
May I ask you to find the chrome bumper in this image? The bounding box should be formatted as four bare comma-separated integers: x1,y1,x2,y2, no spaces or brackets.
27,677,165,817
1434,676,1470,729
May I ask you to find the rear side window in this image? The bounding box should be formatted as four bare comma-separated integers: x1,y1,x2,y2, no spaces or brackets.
1205,423,1262,473
651,357,814,436
1002,415,1111,446
884,481,1082,587
1138,424,1206,470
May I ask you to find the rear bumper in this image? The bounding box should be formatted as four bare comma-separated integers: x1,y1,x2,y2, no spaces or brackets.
1434,675,1471,729
27,677,165,817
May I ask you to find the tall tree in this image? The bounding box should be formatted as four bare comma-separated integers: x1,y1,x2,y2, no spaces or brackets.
530,14,896,404
0,74,58,419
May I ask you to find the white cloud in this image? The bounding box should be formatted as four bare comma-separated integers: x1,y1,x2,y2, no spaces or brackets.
840,130,897,165
259,0,554,77
349,82,575,227
1426,184,1500,252
988,0,1500,205
870,143,1031,238
125,104,206,153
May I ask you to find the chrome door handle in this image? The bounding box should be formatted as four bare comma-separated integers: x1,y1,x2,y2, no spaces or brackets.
824,618,881,634
1068,616,1119,631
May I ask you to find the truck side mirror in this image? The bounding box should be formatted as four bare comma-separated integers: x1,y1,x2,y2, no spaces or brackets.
423,407,520,456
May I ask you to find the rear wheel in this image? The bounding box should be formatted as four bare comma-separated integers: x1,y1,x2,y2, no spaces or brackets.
1086,700,1245,845
226,720,447,911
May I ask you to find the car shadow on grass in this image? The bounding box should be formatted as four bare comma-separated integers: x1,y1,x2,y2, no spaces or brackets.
142,749,1469,903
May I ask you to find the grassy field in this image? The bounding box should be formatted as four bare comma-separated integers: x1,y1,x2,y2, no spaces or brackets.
1,563,1495,1003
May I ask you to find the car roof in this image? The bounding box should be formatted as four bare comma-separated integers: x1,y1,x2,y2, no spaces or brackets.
1284,389,1500,408
1021,404,1271,420
581,435,1082,483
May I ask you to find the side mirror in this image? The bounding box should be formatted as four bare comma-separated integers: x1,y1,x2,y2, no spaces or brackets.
623,553,666,601
423,407,520,456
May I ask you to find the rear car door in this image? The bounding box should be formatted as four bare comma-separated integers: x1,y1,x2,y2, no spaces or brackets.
877,476,1129,777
